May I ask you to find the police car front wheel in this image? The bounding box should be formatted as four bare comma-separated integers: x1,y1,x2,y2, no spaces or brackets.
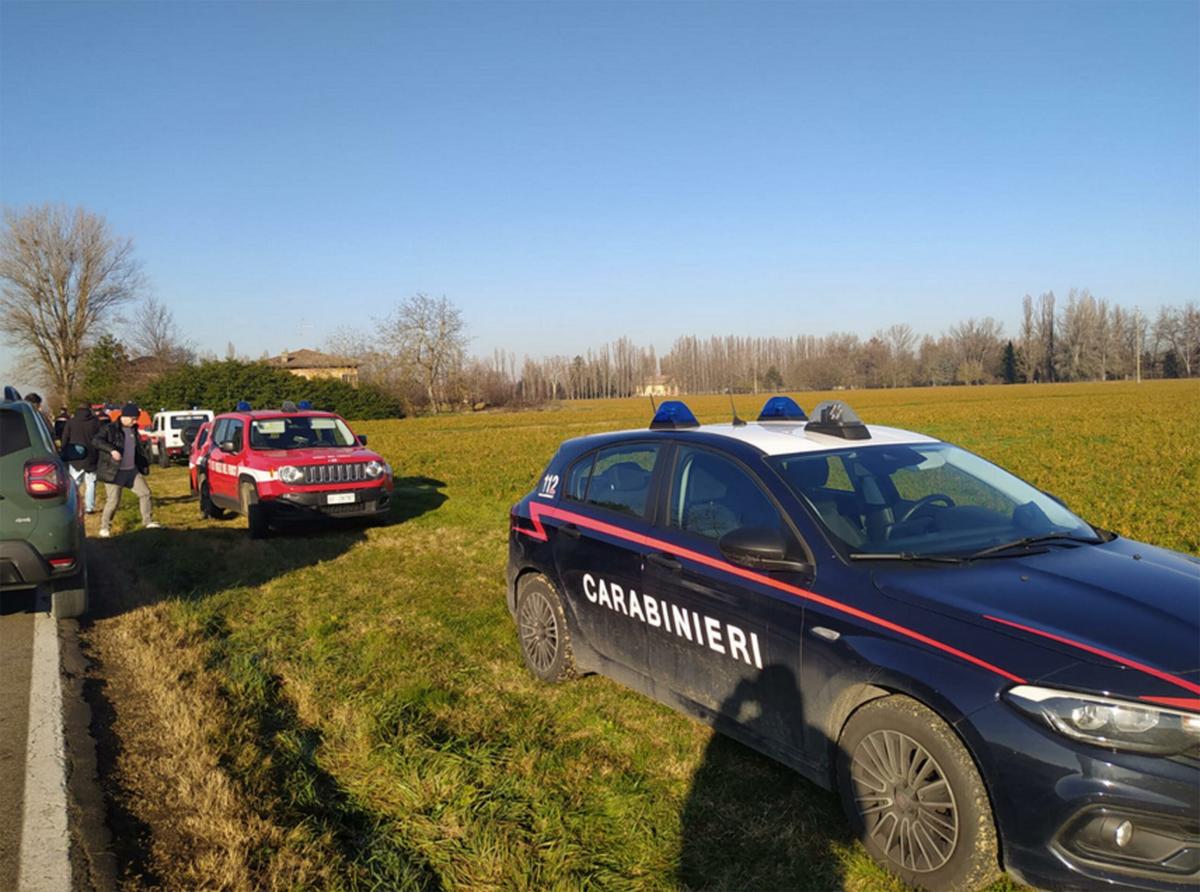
516,575,576,684
837,695,1000,892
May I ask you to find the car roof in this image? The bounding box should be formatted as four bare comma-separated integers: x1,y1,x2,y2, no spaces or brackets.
562,420,938,458
217,410,340,420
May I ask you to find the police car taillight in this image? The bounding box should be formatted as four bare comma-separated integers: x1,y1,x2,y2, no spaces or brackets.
805,400,870,440
757,396,807,422
649,400,700,430
25,460,66,498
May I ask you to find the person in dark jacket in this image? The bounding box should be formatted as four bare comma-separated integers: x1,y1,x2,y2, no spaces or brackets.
61,405,101,513
93,403,161,537
53,408,70,444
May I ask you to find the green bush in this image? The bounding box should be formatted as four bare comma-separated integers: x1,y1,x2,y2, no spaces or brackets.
137,360,404,420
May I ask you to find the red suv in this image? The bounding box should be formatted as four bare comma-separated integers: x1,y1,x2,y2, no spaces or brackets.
197,406,393,537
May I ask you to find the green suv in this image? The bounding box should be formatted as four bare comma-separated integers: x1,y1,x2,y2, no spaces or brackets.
0,388,88,617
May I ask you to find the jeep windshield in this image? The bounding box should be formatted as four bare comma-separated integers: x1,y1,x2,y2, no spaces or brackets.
249,416,357,450
768,443,1100,560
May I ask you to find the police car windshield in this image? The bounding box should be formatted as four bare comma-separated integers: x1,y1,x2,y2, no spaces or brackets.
249,416,357,450
768,443,1098,559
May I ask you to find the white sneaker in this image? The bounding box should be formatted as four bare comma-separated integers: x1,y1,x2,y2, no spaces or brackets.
145,522,162,530
98,528,111,538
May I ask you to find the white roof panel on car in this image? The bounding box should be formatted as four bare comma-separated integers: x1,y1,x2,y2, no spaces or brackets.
665,421,940,455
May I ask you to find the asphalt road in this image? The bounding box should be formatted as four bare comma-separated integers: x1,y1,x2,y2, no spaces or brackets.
0,589,37,891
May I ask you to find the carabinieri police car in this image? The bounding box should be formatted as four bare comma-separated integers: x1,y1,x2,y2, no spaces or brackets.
506,397,1199,891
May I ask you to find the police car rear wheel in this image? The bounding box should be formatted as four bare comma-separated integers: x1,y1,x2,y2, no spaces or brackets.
516,575,575,683
837,695,999,892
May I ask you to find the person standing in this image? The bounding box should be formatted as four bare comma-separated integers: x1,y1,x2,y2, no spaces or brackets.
53,408,70,444
61,405,100,514
93,403,161,537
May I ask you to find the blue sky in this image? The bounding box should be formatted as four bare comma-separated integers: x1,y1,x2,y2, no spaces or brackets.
1,0,1197,377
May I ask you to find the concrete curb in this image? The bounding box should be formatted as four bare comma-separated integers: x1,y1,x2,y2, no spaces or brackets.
18,597,71,892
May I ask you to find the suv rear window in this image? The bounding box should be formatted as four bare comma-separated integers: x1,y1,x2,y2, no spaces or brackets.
170,414,209,429
0,409,32,457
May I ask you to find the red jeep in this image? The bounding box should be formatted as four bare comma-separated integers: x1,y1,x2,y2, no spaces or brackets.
197,407,393,537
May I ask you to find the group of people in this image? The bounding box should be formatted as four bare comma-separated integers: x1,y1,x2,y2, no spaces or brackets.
26,392,160,538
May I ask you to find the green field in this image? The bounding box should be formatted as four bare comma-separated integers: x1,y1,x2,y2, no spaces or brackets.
82,380,1200,891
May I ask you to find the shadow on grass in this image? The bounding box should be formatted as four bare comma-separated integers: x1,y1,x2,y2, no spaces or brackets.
678,665,850,891
87,476,448,610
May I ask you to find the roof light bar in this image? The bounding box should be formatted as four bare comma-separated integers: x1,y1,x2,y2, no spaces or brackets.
805,400,870,440
757,396,807,422
649,400,700,430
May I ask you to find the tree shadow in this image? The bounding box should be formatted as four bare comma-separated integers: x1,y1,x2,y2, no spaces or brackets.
677,664,851,890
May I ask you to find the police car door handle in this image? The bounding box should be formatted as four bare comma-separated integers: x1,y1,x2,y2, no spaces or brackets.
647,552,682,572
559,523,581,539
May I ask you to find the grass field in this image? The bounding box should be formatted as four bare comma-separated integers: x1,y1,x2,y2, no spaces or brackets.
80,380,1199,891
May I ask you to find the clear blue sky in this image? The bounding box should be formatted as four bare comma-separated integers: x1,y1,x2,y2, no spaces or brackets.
1,0,1197,378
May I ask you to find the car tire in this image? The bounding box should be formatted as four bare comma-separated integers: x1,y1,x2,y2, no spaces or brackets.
51,563,88,619
837,695,1000,892
515,574,576,683
198,477,227,520
241,482,268,539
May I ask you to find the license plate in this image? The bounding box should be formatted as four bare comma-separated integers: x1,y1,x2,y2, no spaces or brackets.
326,493,355,505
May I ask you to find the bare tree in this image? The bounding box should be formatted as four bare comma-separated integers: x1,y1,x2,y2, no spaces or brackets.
0,205,143,404
127,296,193,366
380,294,468,412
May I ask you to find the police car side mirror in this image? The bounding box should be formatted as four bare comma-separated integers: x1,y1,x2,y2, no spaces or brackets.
719,526,811,575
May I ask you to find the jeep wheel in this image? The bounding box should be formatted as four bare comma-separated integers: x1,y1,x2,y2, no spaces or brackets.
51,562,88,619
837,695,1000,892
515,574,575,683
198,477,228,520
241,482,268,539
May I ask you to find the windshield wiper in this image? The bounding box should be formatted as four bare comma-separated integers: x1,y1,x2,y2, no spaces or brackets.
849,552,965,564
965,533,1102,560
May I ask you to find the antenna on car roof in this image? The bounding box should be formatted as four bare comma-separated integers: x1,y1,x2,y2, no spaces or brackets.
648,394,658,414
727,390,746,426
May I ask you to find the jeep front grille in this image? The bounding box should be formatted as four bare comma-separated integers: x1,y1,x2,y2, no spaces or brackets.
300,462,368,485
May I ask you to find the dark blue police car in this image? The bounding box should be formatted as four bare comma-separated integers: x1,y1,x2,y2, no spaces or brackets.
506,398,1199,891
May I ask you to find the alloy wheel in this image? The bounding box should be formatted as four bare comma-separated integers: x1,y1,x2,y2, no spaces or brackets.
518,590,559,673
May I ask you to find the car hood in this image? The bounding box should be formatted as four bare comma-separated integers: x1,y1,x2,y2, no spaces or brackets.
871,538,1200,700
254,448,383,463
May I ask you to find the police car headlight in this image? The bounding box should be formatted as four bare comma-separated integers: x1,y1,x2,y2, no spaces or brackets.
279,465,305,484
364,460,385,479
1005,685,1200,755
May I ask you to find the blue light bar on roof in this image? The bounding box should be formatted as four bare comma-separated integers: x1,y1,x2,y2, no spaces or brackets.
649,400,700,430
236,400,252,411
757,396,807,422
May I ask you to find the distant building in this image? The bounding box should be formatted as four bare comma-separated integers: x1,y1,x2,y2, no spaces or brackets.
266,349,359,386
635,375,679,397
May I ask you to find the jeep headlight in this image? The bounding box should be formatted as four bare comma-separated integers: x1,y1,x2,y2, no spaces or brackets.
1006,685,1200,755
279,465,305,484
364,460,385,479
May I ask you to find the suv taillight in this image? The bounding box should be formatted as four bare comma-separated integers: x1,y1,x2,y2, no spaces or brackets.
25,460,66,498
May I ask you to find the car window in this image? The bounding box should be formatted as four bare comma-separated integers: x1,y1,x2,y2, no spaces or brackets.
171,414,208,430
224,419,245,451
0,409,32,457
581,443,660,518
669,447,783,540
211,419,228,446
565,452,595,501
770,444,1096,557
